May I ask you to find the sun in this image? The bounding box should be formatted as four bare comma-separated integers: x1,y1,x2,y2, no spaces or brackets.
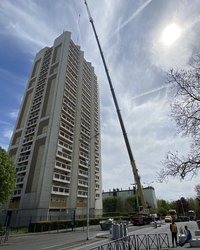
162,23,182,46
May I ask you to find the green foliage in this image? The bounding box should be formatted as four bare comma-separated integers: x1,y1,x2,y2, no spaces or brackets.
125,195,138,213
103,196,123,213
158,207,168,216
157,199,170,210
157,197,200,217
0,147,16,204
29,217,124,233
187,198,199,214
10,227,29,235
157,199,170,216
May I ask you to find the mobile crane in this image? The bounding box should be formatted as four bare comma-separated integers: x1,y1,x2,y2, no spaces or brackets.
84,1,148,214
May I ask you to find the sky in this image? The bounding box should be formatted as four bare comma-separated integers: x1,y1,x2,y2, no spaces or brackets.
0,0,200,202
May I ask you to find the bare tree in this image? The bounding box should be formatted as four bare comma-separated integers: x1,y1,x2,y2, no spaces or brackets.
158,56,200,181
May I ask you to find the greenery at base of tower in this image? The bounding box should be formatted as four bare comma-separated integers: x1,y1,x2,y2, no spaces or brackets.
0,147,16,204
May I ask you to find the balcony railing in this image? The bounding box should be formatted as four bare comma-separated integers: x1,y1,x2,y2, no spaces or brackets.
51,186,69,196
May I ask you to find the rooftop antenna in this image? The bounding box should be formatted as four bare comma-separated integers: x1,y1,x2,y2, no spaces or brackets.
84,0,146,208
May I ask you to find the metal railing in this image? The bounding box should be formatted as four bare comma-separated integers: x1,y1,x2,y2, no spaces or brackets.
90,233,170,250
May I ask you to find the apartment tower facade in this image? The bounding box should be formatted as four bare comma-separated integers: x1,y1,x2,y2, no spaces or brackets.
4,32,102,226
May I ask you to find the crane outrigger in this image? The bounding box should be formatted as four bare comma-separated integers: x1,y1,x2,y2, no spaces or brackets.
84,0,146,209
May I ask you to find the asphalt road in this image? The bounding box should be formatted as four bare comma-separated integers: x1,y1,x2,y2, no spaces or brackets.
0,220,199,250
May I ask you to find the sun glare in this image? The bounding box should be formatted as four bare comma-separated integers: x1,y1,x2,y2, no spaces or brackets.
162,23,182,46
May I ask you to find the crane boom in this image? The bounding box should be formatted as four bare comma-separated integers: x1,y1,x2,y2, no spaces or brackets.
84,0,146,208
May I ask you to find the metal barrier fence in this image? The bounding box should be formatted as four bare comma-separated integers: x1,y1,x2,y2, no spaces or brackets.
90,233,170,250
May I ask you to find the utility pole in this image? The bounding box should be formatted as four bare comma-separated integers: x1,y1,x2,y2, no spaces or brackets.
84,0,146,208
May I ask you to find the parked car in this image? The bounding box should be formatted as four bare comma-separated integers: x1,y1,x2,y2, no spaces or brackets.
165,215,172,223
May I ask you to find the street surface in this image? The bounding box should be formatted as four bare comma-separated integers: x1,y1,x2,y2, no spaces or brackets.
0,220,199,250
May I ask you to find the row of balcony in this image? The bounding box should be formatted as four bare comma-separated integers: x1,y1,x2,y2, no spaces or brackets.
68,53,79,67
61,113,74,127
82,90,91,104
18,155,29,163
16,176,24,185
59,130,73,143
68,60,79,76
31,103,41,113
25,127,35,136
63,97,76,112
64,84,77,99
80,143,89,153
65,78,77,95
57,150,72,161
32,97,42,107
64,90,76,107
60,122,74,135
16,165,26,174
55,160,71,172
81,114,90,126
51,185,69,196
62,106,75,120
58,139,73,152
20,145,31,153
66,70,78,88
69,41,79,56
13,186,100,200
65,69,78,91
27,118,37,129
79,169,88,177
53,172,70,184
83,68,92,82
81,102,91,115
81,127,90,137
82,77,91,90
13,189,22,197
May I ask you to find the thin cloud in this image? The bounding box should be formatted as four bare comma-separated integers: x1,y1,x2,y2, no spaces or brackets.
3,129,13,139
112,0,153,35
8,110,19,119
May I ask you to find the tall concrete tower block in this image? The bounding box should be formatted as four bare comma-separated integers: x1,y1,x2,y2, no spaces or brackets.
4,32,102,226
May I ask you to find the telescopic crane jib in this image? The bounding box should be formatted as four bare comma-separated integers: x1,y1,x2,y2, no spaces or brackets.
84,0,146,209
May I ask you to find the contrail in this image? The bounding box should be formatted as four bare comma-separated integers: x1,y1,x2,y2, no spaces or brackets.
131,83,172,100
112,0,153,36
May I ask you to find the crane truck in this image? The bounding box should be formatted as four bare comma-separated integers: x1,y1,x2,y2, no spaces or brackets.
84,0,151,224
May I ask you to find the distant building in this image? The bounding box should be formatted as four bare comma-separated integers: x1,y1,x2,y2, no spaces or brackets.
1,32,102,226
102,186,157,209
143,186,157,209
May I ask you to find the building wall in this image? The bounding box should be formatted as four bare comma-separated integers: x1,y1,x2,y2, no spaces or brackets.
143,187,158,209
102,187,157,209
3,32,102,226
